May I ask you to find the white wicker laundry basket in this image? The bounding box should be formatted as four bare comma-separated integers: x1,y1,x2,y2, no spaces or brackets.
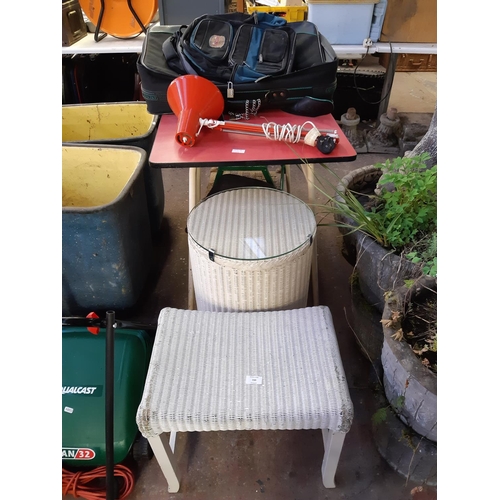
187,187,317,312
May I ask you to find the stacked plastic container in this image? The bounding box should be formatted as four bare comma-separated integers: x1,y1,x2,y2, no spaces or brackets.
62,102,164,236
62,102,163,315
307,0,379,44
369,0,388,42
62,144,153,315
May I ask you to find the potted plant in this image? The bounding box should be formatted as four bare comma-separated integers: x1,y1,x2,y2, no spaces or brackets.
380,275,437,441
315,151,437,313
370,275,437,486
313,151,437,374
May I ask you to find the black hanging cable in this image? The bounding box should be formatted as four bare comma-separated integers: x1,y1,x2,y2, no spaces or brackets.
93,0,149,42
94,0,107,42
127,0,148,35
351,39,394,106
113,0,150,39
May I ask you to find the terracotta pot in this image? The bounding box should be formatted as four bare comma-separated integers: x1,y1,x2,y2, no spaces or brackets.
380,277,437,442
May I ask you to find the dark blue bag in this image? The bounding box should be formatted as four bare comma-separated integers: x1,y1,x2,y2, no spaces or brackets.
230,16,296,83
166,12,298,84
138,13,339,116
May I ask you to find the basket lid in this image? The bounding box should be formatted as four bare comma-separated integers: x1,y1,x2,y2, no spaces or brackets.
187,187,316,260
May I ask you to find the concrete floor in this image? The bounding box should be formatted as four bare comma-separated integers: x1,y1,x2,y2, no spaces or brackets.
63,72,437,499
388,72,437,115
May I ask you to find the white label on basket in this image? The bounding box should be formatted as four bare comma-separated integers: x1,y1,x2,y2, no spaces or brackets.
231,149,246,153
244,237,266,258
64,407,74,414
246,376,262,385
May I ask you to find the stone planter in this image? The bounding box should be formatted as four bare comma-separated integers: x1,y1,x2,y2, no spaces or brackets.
372,384,437,486
380,277,437,442
335,165,428,312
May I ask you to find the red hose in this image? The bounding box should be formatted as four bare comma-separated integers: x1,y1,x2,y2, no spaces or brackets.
62,464,135,500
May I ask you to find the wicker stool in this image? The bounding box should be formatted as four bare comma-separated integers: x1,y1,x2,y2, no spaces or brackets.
187,187,317,312
136,306,354,492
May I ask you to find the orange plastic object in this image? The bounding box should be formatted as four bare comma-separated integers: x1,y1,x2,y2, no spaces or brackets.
167,75,225,147
79,0,158,38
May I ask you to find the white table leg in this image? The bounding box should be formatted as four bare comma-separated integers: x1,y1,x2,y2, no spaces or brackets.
285,164,292,193
148,433,181,493
302,161,315,207
188,168,201,310
310,236,319,307
188,167,201,212
300,162,319,306
321,429,346,488
188,264,195,310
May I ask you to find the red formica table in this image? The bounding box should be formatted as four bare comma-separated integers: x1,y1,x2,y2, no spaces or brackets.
149,109,357,308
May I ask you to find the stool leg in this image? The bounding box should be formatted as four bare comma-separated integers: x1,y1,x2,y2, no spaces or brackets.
321,429,346,488
148,433,181,493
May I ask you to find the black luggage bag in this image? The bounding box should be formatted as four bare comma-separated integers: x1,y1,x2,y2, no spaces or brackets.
137,12,339,117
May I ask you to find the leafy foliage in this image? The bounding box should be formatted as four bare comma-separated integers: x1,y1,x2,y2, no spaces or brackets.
406,231,437,278
315,152,437,278
372,407,388,425
375,154,437,252
371,395,406,425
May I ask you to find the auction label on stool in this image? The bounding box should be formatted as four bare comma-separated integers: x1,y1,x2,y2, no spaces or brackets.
246,375,263,385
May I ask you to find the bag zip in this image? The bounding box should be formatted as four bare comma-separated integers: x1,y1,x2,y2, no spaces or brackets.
226,64,239,99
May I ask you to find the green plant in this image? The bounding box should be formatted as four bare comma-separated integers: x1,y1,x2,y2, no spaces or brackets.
315,152,437,278
375,154,437,249
406,231,437,278
372,394,405,425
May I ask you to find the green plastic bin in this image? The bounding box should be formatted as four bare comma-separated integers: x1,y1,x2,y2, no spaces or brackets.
62,144,153,314
62,326,152,467
62,101,164,235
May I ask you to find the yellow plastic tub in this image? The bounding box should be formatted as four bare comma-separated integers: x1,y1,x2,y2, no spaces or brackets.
245,3,307,22
62,102,156,143
62,102,164,235
62,144,153,314
63,146,143,208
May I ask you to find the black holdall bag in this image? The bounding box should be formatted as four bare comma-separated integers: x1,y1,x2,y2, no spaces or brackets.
137,12,338,117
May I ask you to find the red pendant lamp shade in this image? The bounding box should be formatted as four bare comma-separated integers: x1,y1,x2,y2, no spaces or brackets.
167,75,225,147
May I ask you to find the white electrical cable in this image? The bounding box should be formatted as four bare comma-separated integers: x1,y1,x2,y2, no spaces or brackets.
197,118,322,147
197,118,223,136
262,121,321,146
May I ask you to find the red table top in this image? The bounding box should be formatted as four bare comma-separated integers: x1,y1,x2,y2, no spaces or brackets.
149,110,357,167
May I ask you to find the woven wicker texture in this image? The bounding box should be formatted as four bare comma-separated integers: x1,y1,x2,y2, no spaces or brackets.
187,187,316,259
187,187,317,311
136,306,354,437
